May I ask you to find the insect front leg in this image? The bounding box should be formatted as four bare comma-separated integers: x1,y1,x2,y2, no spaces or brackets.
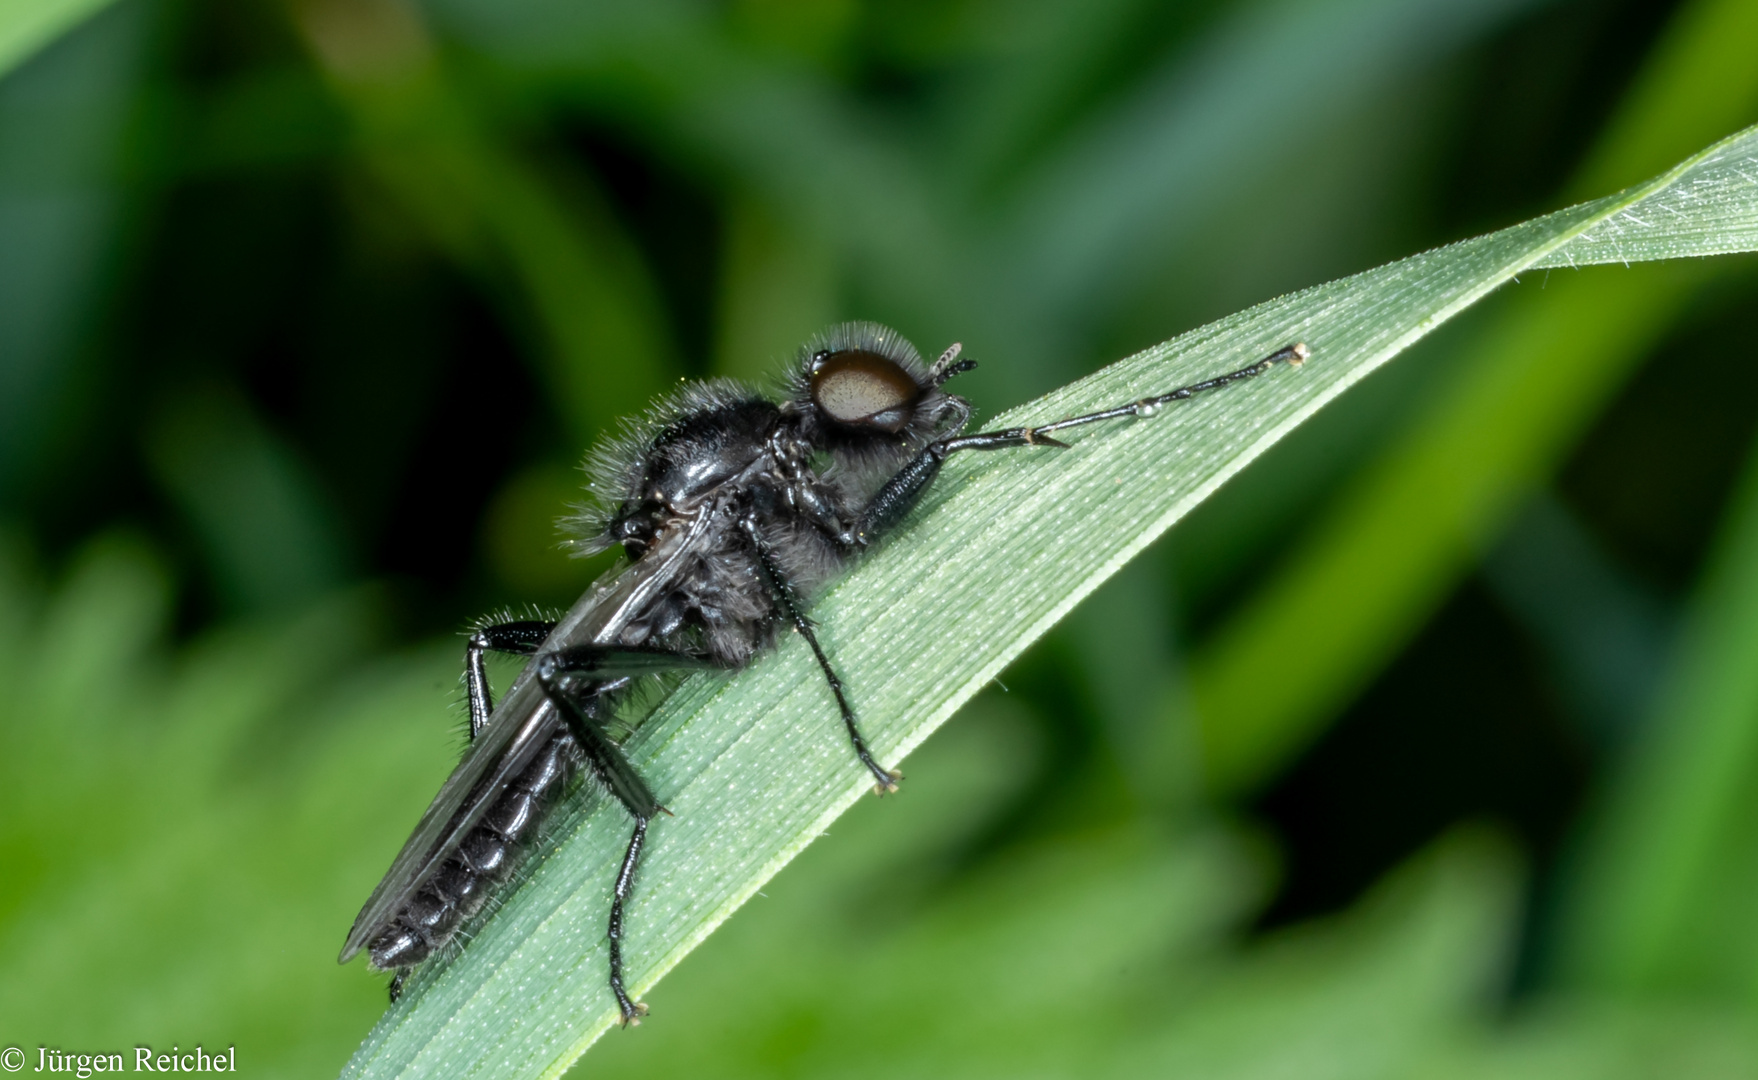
853,343,1307,544
466,620,556,739
534,643,722,1026
740,517,900,795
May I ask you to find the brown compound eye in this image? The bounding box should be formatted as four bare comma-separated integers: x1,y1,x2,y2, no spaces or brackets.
809,349,923,433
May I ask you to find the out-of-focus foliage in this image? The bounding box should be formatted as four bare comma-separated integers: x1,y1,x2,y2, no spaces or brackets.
3,0,1758,1077
0,535,453,1072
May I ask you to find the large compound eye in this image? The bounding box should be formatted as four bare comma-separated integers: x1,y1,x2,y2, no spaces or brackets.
809,349,922,433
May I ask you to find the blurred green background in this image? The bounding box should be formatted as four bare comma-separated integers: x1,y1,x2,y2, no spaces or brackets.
4,0,1758,1075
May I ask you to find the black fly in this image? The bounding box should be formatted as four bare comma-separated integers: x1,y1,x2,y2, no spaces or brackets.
338,322,1307,1024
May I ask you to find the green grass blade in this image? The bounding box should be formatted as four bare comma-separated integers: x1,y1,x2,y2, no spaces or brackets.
339,125,1758,1079
0,0,117,79
1188,0,1758,794
1191,261,1705,794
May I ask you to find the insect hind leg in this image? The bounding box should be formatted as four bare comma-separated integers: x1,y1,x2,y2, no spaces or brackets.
534,643,721,1025
608,818,651,1025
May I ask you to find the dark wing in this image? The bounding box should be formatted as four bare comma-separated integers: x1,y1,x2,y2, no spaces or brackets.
339,512,718,964
338,683,562,964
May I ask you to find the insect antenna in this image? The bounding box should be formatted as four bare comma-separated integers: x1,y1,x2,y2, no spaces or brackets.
928,342,977,386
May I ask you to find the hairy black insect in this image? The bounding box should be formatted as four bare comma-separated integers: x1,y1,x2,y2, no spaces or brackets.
338,322,1306,1023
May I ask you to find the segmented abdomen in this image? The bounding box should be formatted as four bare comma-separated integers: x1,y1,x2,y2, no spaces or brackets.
368,731,580,970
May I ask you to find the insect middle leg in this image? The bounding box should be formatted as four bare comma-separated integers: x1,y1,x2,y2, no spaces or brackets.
739,517,900,794
534,643,722,1025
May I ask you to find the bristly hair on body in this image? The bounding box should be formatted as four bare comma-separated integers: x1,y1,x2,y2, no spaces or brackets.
562,377,757,557
562,321,965,559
